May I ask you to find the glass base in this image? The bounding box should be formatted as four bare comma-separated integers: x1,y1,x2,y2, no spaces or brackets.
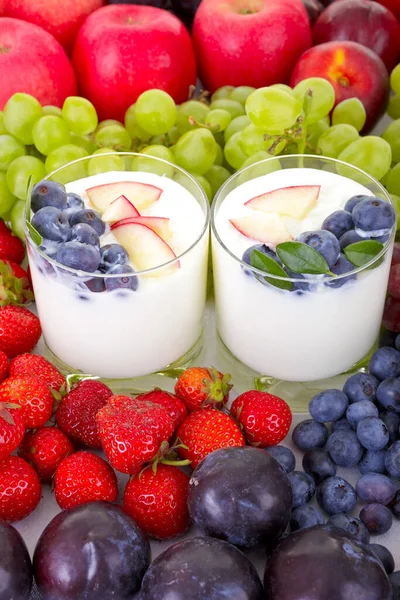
45,333,205,394
216,333,378,413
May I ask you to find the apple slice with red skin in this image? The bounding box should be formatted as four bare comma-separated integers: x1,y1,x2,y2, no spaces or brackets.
111,216,171,241
245,185,320,220
112,221,179,276
230,213,293,245
86,181,162,213
102,195,141,223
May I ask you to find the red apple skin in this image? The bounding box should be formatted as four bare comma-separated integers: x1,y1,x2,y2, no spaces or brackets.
290,40,389,133
0,18,77,109
313,0,400,72
376,0,400,21
2,0,105,54
72,4,197,121
192,0,312,92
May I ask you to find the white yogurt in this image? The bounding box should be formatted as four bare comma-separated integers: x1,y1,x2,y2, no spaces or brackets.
212,168,393,382
28,171,209,378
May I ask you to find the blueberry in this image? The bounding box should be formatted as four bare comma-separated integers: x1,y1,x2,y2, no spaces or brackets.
56,242,101,272
290,505,324,532
288,471,315,508
390,489,400,518
359,503,393,535
70,209,106,236
39,239,60,260
359,450,387,475
380,329,398,348
369,346,400,381
356,473,396,505
379,411,400,444
322,209,354,239
100,244,129,272
346,400,379,429
376,378,400,413
343,373,379,404
326,254,356,289
390,571,400,600
264,445,295,473
104,264,139,292
66,192,84,210
285,270,310,293
353,197,396,233
292,419,329,451
331,417,352,432
396,333,400,351
296,229,340,268
317,476,357,515
70,223,100,247
302,448,336,484
327,429,363,467
31,180,67,213
242,243,280,268
357,417,390,451
369,544,395,575
85,276,105,293
384,441,400,478
338,229,365,250
344,194,369,213
326,513,370,544
309,389,348,423
31,206,70,242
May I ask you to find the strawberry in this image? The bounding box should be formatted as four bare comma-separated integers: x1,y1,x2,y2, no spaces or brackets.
174,367,232,412
0,305,41,357
55,380,113,448
0,404,25,460
0,220,25,265
0,376,54,428
0,260,33,306
0,350,8,383
230,391,292,447
10,353,65,393
0,455,42,521
96,395,175,474
54,450,118,510
136,389,187,430
19,426,74,481
124,464,190,540
177,410,245,468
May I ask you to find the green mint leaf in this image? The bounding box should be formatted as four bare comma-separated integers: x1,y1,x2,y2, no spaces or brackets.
344,240,384,268
276,241,331,275
26,221,42,246
250,249,293,291
25,175,43,246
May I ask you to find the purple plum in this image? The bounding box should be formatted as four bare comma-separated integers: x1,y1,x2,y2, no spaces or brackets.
0,521,32,600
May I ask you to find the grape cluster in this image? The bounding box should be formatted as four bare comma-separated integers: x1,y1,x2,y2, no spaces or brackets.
381,65,400,212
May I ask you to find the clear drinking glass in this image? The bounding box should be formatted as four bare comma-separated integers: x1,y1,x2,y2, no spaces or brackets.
25,152,209,389
211,155,395,411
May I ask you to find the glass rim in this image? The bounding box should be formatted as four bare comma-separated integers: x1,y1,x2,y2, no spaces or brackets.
211,154,395,284
25,151,210,279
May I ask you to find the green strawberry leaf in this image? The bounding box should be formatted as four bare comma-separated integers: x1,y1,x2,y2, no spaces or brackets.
276,241,332,275
250,249,293,291
344,240,384,268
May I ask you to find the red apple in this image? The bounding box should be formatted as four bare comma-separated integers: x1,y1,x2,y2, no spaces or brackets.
313,0,400,71
192,0,312,92
0,18,77,109
230,213,292,245
290,40,389,132
72,4,197,121
2,0,105,54
245,185,320,219
376,0,400,21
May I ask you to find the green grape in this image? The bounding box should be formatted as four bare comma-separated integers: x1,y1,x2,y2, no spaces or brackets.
211,86,235,102
135,90,177,136
43,105,63,117
141,145,176,165
209,99,244,120
224,115,250,143
95,124,131,151
132,153,175,178
390,193,400,229
387,163,400,196
176,101,209,135
382,119,400,163
70,133,96,154
214,143,224,166
306,118,330,153
190,173,213,202
87,148,125,176
293,78,335,125
124,105,152,142
0,172,17,217
205,165,231,196
213,131,225,147
0,112,7,134
10,200,25,241
338,136,392,183
204,109,232,132
237,152,281,186
174,128,217,175
62,96,98,135
264,136,286,157
149,133,168,146
6,156,46,200
45,144,89,184
332,98,366,132
269,84,294,96
3,93,43,145
239,124,269,155
387,95,400,120
317,124,359,159
97,119,122,131
224,131,248,170
245,87,303,134
0,134,26,170
390,64,400,95
167,127,180,145
230,86,256,106
32,115,71,156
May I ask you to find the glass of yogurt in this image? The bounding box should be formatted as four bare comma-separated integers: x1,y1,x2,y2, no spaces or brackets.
211,155,396,409
25,152,209,387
